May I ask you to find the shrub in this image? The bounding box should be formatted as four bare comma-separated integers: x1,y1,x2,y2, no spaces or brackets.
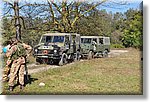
111,44,125,48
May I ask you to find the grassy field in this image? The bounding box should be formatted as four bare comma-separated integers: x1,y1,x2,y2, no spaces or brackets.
2,48,142,95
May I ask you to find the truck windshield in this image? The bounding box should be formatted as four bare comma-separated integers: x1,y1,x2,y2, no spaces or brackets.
81,38,92,44
40,36,65,43
41,36,52,43
53,36,64,43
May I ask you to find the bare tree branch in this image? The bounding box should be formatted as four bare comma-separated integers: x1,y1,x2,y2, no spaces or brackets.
71,0,108,28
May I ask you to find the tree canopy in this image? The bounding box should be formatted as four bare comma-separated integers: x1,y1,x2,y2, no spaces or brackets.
2,0,143,49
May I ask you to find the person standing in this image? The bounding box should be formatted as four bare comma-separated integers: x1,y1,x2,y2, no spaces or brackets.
2,40,13,82
6,38,32,91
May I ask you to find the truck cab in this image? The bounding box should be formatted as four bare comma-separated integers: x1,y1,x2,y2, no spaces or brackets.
34,33,80,65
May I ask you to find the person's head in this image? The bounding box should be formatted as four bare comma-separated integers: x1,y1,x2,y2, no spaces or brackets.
11,37,18,45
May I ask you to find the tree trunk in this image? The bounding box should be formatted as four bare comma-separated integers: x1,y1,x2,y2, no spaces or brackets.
14,0,21,40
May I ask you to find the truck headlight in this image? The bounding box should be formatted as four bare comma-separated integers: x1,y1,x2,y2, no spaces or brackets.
35,49,38,52
54,50,57,53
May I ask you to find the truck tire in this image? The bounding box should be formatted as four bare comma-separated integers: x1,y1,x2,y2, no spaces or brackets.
59,53,67,66
48,59,53,65
36,58,42,64
87,51,94,60
102,50,108,58
42,58,49,64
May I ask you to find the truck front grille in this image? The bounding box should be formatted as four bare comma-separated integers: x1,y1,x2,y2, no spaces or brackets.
38,50,54,54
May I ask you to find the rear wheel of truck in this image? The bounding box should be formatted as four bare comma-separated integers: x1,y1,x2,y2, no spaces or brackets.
58,53,67,66
87,51,94,60
102,50,108,58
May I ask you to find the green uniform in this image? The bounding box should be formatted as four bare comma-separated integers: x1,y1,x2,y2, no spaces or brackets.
7,43,29,87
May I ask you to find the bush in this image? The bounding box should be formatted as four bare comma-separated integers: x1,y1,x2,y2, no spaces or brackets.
111,44,125,48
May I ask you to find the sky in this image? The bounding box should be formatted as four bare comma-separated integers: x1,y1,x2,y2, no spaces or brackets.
100,0,143,13
27,0,143,12
0,0,143,17
24,0,143,13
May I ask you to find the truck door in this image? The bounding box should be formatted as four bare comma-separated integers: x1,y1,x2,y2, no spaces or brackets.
71,35,76,53
98,38,104,52
81,38,92,54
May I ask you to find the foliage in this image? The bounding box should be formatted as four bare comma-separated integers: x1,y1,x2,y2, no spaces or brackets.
1,17,16,46
110,30,123,45
2,1,143,48
111,44,125,48
122,10,143,48
76,9,113,36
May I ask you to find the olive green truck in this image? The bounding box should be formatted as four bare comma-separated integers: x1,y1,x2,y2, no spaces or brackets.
80,36,110,59
33,33,80,65
33,33,110,65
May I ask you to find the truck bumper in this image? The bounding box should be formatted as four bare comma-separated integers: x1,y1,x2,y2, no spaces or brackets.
34,54,61,60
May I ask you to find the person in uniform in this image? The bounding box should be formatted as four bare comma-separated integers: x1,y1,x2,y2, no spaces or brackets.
6,38,32,91
2,40,14,82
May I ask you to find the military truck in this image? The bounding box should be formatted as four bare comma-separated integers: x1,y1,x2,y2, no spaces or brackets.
80,36,110,59
33,33,81,65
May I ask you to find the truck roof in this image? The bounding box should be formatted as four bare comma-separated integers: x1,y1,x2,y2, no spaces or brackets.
42,33,80,36
43,33,70,36
81,36,106,38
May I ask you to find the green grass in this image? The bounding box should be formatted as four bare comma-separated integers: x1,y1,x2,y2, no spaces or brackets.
2,48,142,95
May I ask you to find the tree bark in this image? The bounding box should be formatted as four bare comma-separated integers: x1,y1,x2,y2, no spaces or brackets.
14,0,21,40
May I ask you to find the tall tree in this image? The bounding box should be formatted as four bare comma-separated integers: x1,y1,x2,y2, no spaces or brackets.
3,0,26,40
14,0,21,40
2,0,128,45
122,9,143,48
46,0,108,32
76,9,113,36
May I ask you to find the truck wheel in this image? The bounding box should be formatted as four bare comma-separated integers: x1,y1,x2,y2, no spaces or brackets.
42,58,49,64
48,59,53,65
59,53,67,66
102,50,108,58
87,51,94,60
36,58,42,64
75,51,80,61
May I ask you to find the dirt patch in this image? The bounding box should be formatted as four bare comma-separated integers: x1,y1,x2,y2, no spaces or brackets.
27,49,129,74
28,64,59,74
109,50,128,57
